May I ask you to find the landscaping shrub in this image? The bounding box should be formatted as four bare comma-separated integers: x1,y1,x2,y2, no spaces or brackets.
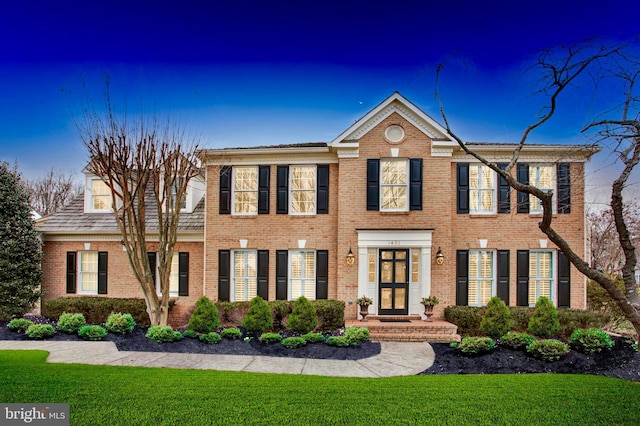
500,332,536,350
508,307,534,332
146,325,183,343
188,297,220,333
282,336,307,349
7,318,33,333
287,296,318,334
56,312,86,334
556,309,610,338
587,277,625,327
527,339,569,361
326,336,350,347
105,312,136,334
458,336,495,355
183,329,198,339
221,327,242,339
78,325,107,341
217,301,250,324
444,306,484,336
480,297,510,339
25,324,55,339
42,297,170,326
569,329,615,354
528,297,559,338
301,333,325,344
344,327,370,346
259,333,284,344
242,296,273,334
269,301,293,330
199,332,222,344
312,300,345,331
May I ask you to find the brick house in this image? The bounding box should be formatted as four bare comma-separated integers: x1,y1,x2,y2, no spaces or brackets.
37,92,597,327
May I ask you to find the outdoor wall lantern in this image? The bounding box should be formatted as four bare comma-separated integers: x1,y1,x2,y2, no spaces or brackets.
346,247,355,266
435,247,445,265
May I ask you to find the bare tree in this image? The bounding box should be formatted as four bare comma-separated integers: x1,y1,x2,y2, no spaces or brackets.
26,168,82,216
436,40,640,342
77,90,201,326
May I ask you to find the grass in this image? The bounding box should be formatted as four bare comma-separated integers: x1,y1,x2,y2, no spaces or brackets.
1,350,640,425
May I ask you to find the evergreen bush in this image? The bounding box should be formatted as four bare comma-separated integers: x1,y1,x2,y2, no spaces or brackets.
444,306,484,336
78,325,107,341
7,318,34,333
259,332,283,344
458,336,495,355
25,324,55,339
57,312,86,334
146,325,183,343
287,296,318,334
344,327,370,346
528,297,559,338
269,301,293,330
527,339,569,361
221,327,242,339
301,333,325,344
500,332,536,350
282,336,307,349
241,296,273,334
312,300,345,331
199,332,222,344
183,329,198,339
105,312,136,334
569,329,614,354
326,336,350,347
480,297,510,339
188,297,220,333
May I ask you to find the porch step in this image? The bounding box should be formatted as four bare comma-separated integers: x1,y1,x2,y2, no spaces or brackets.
345,318,461,343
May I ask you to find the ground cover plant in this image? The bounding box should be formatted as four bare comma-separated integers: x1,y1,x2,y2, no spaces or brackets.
1,351,639,425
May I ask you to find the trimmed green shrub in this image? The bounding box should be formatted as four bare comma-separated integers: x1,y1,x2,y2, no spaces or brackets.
221,327,242,339
528,297,559,338
287,296,318,334
78,325,107,341
458,336,495,354
105,312,136,334
556,309,610,339
189,297,220,333
444,306,484,336
480,297,510,339
7,318,33,333
312,300,345,331
326,336,350,347
57,312,86,333
569,329,614,354
500,332,536,350
527,339,569,361
508,307,534,332
183,329,198,339
242,296,273,334
25,324,55,339
282,336,307,349
259,333,284,344
199,332,222,344
344,327,370,346
269,301,293,330
301,333,325,344
146,325,183,343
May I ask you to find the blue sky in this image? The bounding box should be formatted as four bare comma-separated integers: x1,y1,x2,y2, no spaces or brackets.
0,0,638,204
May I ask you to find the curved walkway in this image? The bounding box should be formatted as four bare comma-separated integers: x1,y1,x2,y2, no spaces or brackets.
0,340,434,378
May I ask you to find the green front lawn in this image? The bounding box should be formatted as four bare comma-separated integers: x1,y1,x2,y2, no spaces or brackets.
1,350,639,425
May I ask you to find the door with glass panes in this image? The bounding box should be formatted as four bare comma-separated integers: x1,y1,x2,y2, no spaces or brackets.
378,249,409,315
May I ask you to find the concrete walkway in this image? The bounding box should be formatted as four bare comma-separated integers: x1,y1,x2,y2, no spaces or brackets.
0,340,434,378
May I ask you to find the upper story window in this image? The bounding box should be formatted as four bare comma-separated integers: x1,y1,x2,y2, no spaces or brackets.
233,166,258,215
170,177,187,212
276,165,329,215
91,179,111,212
290,166,316,214
529,165,554,213
469,165,496,214
381,159,408,211
516,163,570,214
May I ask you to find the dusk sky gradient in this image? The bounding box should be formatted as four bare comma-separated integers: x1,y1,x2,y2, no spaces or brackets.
1,0,638,205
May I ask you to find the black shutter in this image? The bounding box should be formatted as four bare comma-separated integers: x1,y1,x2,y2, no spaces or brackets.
409,158,423,211
257,250,269,300
366,159,380,211
316,250,329,300
258,166,270,214
517,163,529,213
517,250,529,306
147,252,157,285
276,166,289,214
497,250,510,304
557,163,571,214
66,252,77,293
218,250,230,301
97,251,108,295
178,252,189,296
457,163,469,214
558,251,571,308
219,166,232,214
497,163,511,214
317,165,329,214
276,250,288,300
456,250,469,306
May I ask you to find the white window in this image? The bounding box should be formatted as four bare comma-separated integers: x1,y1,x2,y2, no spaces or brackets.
79,251,98,294
368,250,377,283
411,249,420,283
470,165,495,214
91,179,111,212
529,251,554,306
170,177,187,211
233,167,258,215
468,250,494,306
290,250,316,299
380,159,408,211
233,251,257,302
290,166,316,214
529,165,554,213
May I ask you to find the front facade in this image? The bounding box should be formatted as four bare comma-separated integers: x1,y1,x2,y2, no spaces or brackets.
38,93,597,324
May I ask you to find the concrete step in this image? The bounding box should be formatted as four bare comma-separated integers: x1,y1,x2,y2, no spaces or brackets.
346,318,461,343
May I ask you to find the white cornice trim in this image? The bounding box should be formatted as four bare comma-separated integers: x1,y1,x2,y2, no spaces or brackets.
42,232,204,243
202,151,337,166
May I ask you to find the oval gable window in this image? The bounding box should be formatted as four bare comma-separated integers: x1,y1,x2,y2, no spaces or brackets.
385,125,405,144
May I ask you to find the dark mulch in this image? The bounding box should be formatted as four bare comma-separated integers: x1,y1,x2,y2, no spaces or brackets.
0,317,381,361
422,336,640,382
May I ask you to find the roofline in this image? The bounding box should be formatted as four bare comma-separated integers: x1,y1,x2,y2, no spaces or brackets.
197,144,331,160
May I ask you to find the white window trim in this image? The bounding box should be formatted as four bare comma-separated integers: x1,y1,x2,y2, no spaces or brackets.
380,159,409,212
529,164,556,214
469,165,497,215
529,250,556,307
468,249,496,307
231,166,258,216
78,251,99,295
289,165,317,216
231,250,258,302
85,177,112,213
288,250,316,300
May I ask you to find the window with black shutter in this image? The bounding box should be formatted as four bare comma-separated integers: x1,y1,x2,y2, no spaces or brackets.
66,252,77,293
497,163,510,214
457,163,469,214
219,166,232,214
97,252,108,294
557,163,571,214
516,164,529,213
